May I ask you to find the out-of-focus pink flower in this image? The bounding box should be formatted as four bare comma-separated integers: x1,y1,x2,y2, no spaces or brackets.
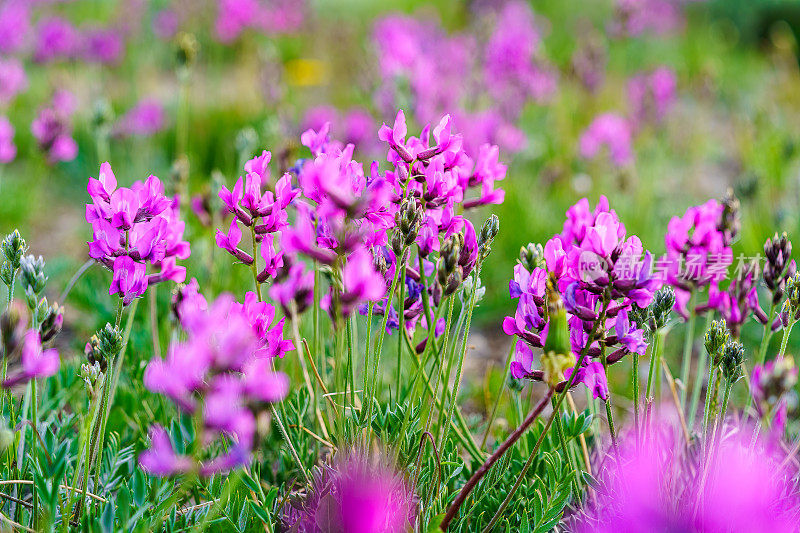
578,415,800,532
627,66,677,127
284,454,415,533
31,90,78,163
0,57,27,105
34,17,80,62
141,293,290,477
139,425,193,477
82,27,125,64
0,1,30,54
113,98,166,137
2,330,60,388
215,0,304,42
611,0,685,38
579,113,633,167
153,9,179,40
0,117,16,164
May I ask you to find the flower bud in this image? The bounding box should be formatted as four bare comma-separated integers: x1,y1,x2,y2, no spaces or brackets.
39,303,64,343
478,214,500,248
85,336,107,374
763,232,794,304
460,275,485,304
97,323,123,360
752,356,798,417
19,254,46,295
720,188,740,245
721,339,744,381
0,261,13,287
650,286,675,330
176,32,199,69
2,229,26,270
704,319,729,364
518,243,545,272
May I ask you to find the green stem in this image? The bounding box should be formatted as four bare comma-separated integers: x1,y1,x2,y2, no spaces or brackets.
645,330,661,400
553,399,582,499
270,404,312,486
364,250,404,444
632,349,640,442
678,294,696,407
756,304,778,367
395,259,407,406
480,340,515,450
688,312,714,428
30,379,38,530
702,366,719,450
438,266,481,453
779,320,794,358
480,294,611,532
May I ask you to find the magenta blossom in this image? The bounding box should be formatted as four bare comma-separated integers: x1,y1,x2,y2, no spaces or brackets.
2,330,59,388
31,90,78,163
142,293,290,476
113,98,166,137
0,57,27,105
86,162,190,306
284,453,415,533
139,425,193,477
579,113,633,167
627,66,677,127
0,117,15,164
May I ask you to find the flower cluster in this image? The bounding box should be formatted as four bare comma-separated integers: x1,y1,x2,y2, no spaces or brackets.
373,1,556,156
578,113,633,167
505,196,656,398
283,453,415,533
627,66,677,127
580,66,678,166
112,98,166,138
140,289,291,476
216,108,503,329
576,414,800,532
86,162,190,305
215,0,305,42
664,195,738,318
31,90,78,164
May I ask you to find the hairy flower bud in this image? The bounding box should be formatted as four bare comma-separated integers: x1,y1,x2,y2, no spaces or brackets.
394,197,422,248
0,261,13,287
721,339,744,381
478,214,500,249
2,229,26,270
783,273,800,325
705,319,729,365
19,254,47,295
518,243,545,272
39,302,64,343
649,286,674,330
763,232,794,305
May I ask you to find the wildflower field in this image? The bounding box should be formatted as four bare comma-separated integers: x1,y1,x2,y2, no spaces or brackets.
2,0,800,531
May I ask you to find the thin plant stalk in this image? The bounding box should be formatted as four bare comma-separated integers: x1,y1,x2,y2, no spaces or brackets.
479,340,515,449
678,293,696,407
439,387,554,531
480,294,612,532
688,312,714,428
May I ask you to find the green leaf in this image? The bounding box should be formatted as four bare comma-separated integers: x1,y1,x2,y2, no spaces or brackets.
100,500,115,533
425,513,445,533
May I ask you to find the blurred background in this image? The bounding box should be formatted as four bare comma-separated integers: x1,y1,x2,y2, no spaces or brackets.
2,0,800,380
